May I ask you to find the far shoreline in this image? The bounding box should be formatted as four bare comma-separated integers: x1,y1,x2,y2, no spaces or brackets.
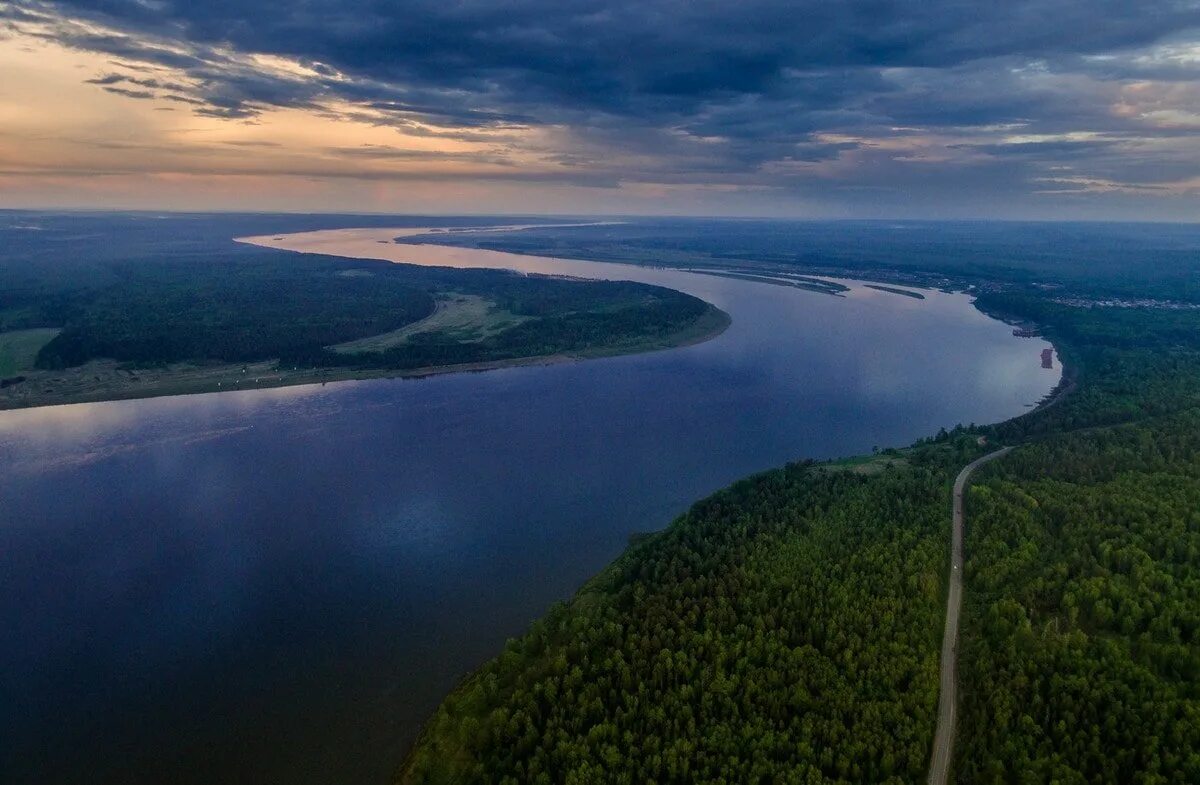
0,304,731,413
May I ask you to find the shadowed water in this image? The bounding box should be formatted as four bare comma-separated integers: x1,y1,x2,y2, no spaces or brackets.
0,229,1058,785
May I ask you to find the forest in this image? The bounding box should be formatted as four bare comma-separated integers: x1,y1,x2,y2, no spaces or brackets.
956,410,1200,783
954,301,1200,783
399,230,1200,783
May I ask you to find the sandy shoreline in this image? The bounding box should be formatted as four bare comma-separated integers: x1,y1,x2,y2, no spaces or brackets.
0,317,728,412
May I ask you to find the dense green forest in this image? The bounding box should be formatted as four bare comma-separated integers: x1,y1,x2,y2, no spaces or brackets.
400,236,1200,783
957,412,1200,783
953,302,1200,783
30,262,436,368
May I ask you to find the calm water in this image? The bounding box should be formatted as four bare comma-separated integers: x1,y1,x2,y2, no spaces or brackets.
0,230,1058,785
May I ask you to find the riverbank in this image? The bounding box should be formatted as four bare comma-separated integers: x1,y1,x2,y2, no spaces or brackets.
0,303,729,411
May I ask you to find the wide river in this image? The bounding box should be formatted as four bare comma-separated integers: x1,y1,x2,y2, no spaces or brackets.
0,228,1058,785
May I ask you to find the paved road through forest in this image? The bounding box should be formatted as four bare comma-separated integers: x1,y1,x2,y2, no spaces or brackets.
927,446,1013,785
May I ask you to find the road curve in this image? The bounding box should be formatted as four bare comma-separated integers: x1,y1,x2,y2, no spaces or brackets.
927,446,1013,785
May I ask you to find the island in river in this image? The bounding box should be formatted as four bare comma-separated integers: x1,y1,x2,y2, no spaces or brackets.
0,222,727,410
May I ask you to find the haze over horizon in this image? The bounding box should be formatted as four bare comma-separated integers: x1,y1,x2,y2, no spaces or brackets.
2,1,1199,220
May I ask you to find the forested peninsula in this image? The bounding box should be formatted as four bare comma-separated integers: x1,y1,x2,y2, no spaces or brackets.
400,233,1200,784
0,222,725,410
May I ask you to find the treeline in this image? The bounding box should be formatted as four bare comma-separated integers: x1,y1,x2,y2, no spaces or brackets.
11,245,714,371
401,443,996,784
36,270,435,368
288,295,713,370
980,292,1200,440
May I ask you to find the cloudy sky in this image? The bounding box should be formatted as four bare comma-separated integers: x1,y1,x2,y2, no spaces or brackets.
1,0,1199,218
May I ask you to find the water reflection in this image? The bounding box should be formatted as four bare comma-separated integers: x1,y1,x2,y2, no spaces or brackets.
0,231,1059,785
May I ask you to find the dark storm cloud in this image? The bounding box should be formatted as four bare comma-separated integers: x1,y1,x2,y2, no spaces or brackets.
87,72,189,92
3,0,1199,199
10,1,1198,109
99,84,154,99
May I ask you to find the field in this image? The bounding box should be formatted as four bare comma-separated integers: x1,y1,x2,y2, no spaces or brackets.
820,450,911,475
332,294,530,354
0,328,59,377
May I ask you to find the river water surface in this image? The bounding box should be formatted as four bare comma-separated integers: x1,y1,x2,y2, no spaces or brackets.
0,228,1058,784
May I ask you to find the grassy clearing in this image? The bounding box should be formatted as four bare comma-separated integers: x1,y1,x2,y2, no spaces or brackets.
821,451,911,475
0,328,61,376
330,294,530,354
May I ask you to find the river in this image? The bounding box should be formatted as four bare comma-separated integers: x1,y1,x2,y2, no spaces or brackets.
0,227,1058,785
